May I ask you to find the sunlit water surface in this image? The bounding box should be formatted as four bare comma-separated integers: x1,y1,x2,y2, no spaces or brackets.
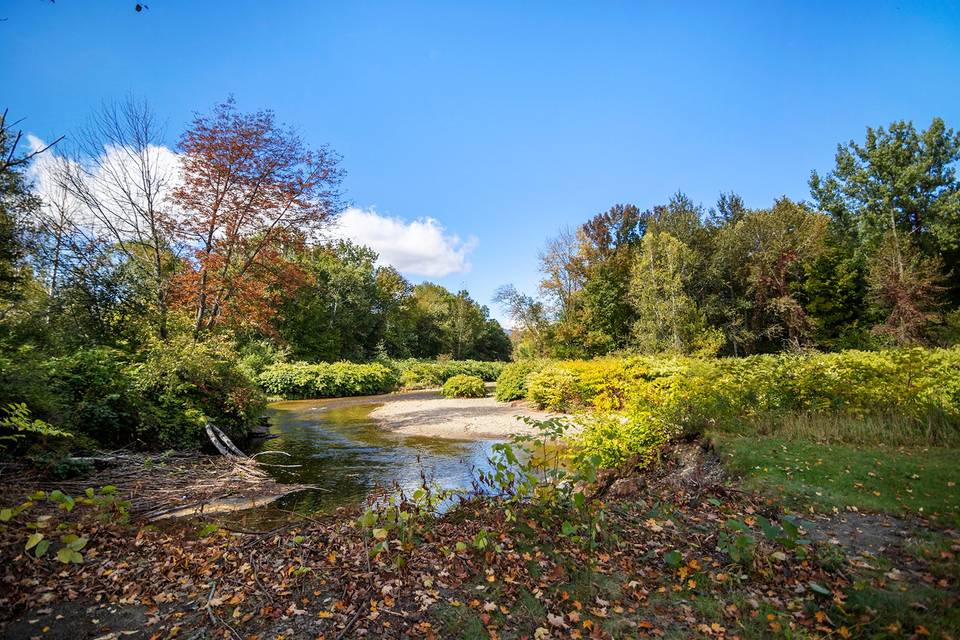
226,394,507,526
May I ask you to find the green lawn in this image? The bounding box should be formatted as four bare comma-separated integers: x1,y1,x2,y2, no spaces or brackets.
709,433,960,525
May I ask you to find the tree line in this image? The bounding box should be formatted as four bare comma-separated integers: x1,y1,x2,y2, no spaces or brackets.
497,118,960,358
1,99,510,365
0,99,509,449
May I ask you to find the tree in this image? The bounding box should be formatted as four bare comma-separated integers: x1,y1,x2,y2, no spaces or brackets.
275,241,383,362
713,199,828,352
445,290,484,359
45,98,180,340
0,109,44,308
709,191,747,226
629,231,718,354
375,265,415,358
800,231,871,349
574,204,644,352
493,284,548,355
867,233,945,345
538,227,583,320
172,98,344,336
810,118,960,299
473,317,513,361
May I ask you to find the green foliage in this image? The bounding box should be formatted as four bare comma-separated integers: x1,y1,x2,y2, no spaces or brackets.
0,403,71,449
441,374,486,398
131,336,266,447
0,336,265,451
630,230,719,355
394,358,505,389
527,367,580,412
500,119,960,358
0,111,39,307
476,417,608,583
810,117,960,260
494,360,541,401
716,515,813,568
515,348,960,467
275,245,512,363
357,483,463,563
276,241,389,363
236,339,290,380
258,361,399,399
257,357,504,397
2,486,129,565
47,347,140,446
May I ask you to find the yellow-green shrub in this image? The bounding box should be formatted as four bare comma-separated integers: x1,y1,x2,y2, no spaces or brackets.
527,368,580,411
495,360,543,401
524,348,960,467
575,409,673,468
441,374,486,398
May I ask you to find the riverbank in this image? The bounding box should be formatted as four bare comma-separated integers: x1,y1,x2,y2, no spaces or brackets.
3,440,955,639
0,453,308,523
370,392,560,440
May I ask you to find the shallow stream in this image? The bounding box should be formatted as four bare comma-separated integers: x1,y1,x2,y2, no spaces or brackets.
236,392,505,524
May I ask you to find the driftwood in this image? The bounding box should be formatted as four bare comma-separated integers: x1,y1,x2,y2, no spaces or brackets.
0,424,313,523
205,423,248,458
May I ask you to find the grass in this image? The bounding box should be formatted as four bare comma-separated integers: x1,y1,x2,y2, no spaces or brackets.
746,411,960,448
709,433,960,525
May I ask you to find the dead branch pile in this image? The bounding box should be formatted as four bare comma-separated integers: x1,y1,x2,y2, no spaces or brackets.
0,426,310,522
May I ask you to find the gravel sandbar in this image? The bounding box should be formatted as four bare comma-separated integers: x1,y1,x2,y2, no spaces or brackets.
370,395,560,440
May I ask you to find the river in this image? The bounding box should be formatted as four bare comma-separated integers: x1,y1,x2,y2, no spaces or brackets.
241,393,506,522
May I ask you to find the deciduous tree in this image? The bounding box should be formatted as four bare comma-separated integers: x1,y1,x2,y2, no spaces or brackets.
173,99,344,336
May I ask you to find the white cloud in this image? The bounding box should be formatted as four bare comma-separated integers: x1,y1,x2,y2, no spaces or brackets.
27,137,477,278
329,207,476,277
27,134,184,241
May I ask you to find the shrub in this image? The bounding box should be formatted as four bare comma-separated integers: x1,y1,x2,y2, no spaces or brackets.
394,359,505,389
130,337,266,448
494,360,541,401
258,361,399,399
0,343,60,424
0,403,71,451
527,348,960,467
575,410,673,468
32,338,266,450
527,368,580,412
441,374,486,398
47,347,140,447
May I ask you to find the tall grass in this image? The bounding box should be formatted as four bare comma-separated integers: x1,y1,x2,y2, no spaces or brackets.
747,410,960,447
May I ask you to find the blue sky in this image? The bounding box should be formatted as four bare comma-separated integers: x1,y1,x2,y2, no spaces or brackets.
4,1,960,324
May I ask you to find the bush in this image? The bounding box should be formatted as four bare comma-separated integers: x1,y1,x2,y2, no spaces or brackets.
394,359,505,389
441,374,487,398
258,361,399,399
527,368,580,412
494,360,541,401
47,347,140,446
575,410,673,468
0,343,60,423
30,338,266,450
129,337,266,448
521,348,960,468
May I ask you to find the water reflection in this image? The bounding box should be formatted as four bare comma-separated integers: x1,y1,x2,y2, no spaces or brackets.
242,397,505,522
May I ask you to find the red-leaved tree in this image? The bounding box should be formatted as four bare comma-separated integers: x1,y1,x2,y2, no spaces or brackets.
172,99,344,335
